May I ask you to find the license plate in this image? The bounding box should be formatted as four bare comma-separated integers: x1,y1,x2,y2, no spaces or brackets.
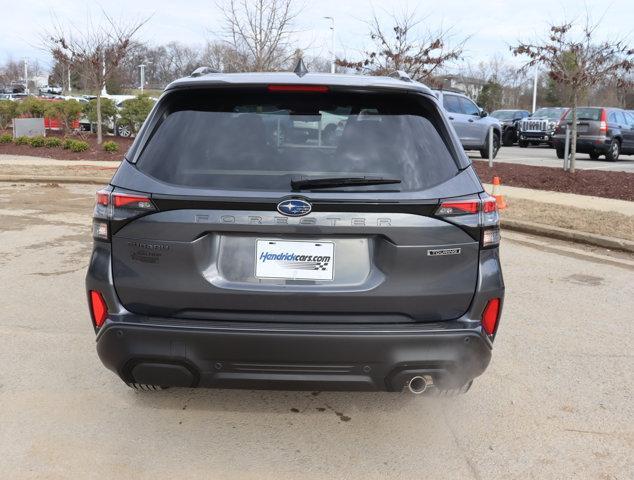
577,125,588,133
255,240,334,280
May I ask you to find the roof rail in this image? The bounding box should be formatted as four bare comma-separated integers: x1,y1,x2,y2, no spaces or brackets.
389,70,412,82
190,67,221,78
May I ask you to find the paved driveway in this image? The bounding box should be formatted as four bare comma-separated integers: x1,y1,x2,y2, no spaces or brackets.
0,182,632,480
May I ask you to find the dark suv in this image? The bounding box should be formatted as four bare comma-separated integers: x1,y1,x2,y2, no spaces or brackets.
553,107,634,161
490,109,530,146
86,70,504,395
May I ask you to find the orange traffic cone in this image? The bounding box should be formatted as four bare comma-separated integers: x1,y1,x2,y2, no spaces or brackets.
491,176,507,210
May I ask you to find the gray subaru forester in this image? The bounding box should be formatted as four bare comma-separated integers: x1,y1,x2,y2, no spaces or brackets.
86,69,504,395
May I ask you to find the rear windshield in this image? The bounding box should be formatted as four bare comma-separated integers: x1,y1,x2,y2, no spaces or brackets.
135,89,458,192
563,108,601,121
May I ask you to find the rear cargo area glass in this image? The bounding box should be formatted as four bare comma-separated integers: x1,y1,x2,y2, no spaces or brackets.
136,90,458,192
563,108,601,121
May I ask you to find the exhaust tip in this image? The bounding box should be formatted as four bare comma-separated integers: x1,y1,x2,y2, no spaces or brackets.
408,376,428,394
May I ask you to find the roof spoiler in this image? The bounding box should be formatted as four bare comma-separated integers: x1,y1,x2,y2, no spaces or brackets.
389,70,412,82
190,67,221,78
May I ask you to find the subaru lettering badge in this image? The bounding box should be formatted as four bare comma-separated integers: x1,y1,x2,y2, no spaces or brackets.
277,199,312,217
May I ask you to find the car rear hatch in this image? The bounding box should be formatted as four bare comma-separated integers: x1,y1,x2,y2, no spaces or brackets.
101,85,491,324
561,107,604,136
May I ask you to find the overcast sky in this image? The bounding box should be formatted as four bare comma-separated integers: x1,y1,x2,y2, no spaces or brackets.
2,0,632,73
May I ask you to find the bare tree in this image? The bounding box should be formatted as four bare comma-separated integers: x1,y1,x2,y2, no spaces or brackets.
337,10,467,81
43,12,149,143
459,57,533,109
200,41,245,72
218,0,300,71
511,16,633,172
0,59,26,89
164,42,201,77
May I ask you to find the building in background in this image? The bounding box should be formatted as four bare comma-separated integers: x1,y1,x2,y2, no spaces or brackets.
436,74,487,98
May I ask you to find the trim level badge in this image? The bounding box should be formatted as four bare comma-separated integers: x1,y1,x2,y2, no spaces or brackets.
427,248,461,256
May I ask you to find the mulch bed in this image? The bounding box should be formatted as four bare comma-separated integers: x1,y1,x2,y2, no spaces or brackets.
472,160,634,202
0,130,133,162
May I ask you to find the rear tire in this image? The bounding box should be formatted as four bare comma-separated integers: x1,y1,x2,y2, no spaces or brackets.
518,140,528,148
605,139,620,162
116,124,132,138
126,383,167,391
556,147,565,159
479,132,500,159
502,129,515,147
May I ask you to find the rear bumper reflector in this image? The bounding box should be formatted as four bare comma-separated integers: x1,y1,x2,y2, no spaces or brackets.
89,290,108,328
481,298,501,336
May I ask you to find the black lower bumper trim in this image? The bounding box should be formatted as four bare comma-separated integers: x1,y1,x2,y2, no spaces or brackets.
96,321,492,391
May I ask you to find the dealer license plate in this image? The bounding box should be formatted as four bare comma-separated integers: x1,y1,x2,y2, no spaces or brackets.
255,240,335,280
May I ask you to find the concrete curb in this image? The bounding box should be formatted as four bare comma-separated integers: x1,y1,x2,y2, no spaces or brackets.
501,218,634,254
1,175,632,254
0,175,111,185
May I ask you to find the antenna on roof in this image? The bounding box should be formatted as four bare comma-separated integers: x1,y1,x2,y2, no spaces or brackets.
190,67,220,77
293,58,309,78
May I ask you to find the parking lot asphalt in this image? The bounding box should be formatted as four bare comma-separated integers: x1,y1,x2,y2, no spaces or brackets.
0,182,632,480
469,145,634,172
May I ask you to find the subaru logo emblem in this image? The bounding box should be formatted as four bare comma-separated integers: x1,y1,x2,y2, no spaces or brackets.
277,198,312,217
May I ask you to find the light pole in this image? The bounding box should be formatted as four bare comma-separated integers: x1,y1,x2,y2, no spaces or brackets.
531,69,538,113
138,62,152,93
23,58,28,95
323,16,335,74
138,64,146,93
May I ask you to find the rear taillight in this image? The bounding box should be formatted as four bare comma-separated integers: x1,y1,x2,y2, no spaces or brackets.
436,201,479,215
92,188,156,241
112,193,154,209
555,109,568,130
93,188,111,240
435,196,500,248
481,298,501,336
96,191,109,206
599,108,607,133
559,109,569,123
480,196,500,247
89,290,108,328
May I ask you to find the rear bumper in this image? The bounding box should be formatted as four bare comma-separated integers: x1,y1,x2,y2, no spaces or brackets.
96,319,493,391
553,135,610,153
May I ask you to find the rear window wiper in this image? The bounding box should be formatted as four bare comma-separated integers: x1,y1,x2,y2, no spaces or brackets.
291,176,402,190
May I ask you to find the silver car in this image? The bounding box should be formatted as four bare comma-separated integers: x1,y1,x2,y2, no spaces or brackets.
433,90,502,158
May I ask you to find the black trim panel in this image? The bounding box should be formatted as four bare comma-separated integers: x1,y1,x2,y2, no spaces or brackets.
96,320,492,391
150,195,440,215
